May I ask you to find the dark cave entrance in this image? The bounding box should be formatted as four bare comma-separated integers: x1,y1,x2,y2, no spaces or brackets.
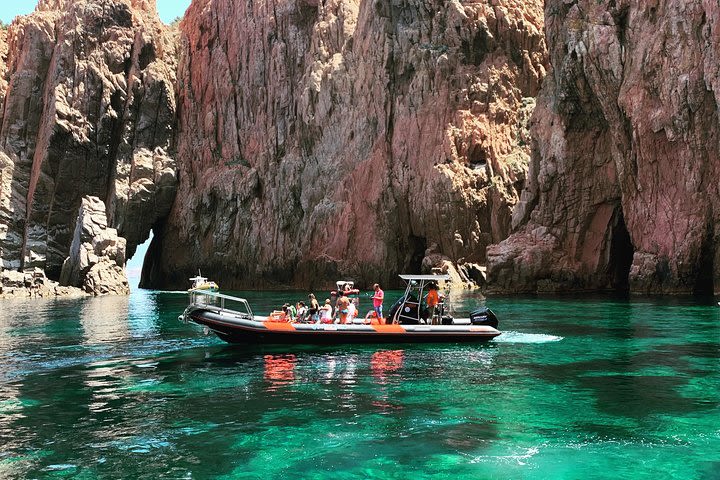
693,226,715,296
608,209,634,292
406,235,427,275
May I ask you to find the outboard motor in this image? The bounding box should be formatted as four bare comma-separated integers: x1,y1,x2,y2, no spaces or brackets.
469,307,499,329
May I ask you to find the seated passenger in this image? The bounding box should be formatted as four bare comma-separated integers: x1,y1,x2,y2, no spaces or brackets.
282,303,297,322
296,301,307,322
319,299,333,324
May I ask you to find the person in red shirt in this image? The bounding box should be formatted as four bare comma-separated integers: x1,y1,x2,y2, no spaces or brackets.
425,283,439,324
372,283,384,319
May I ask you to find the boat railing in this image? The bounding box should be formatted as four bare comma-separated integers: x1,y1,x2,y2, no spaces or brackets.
188,289,254,319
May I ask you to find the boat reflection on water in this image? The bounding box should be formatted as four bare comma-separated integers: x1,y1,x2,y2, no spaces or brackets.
371,349,405,412
263,354,297,391
260,349,406,409
370,349,404,384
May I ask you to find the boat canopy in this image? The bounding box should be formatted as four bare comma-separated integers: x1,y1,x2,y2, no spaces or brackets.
336,280,355,288
398,274,450,282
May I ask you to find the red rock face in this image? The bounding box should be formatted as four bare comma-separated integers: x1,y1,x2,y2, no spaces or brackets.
143,0,546,289
487,0,720,294
0,0,177,279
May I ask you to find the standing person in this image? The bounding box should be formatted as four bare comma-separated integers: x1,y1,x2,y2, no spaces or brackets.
372,283,384,320
425,283,440,325
307,293,320,322
336,294,350,324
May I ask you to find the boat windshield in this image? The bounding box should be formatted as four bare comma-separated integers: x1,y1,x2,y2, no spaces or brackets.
391,274,450,324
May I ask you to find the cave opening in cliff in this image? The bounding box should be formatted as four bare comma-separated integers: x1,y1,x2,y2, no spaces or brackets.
468,145,487,170
406,235,427,275
127,232,153,290
693,227,715,296
608,210,634,292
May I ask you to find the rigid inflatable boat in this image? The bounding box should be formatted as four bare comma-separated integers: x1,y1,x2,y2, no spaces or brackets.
179,275,500,345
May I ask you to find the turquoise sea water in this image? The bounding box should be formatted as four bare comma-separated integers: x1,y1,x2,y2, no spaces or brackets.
1,289,719,479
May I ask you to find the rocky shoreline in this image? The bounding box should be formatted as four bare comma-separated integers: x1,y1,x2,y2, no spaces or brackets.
0,269,86,300
0,196,131,300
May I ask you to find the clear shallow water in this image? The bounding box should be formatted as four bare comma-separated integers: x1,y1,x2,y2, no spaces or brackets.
1,290,720,479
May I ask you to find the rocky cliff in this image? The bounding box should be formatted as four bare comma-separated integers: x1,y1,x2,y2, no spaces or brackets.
0,0,178,282
142,0,546,289
487,0,720,294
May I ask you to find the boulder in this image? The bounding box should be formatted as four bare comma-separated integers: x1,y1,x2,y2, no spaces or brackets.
60,196,129,295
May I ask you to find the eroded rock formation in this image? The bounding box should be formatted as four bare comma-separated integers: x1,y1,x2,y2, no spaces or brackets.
0,267,85,299
60,196,129,295
142,0,546,289
487,0,720,294
0,0,178,280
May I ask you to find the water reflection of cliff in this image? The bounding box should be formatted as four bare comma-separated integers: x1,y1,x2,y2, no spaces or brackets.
80,296,130,344
79,292,161,344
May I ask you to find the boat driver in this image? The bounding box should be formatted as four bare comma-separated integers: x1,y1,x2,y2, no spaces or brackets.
425,283,440,325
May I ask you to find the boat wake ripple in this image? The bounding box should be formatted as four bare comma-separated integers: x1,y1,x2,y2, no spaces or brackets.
146,290,188,294
494,331,563,343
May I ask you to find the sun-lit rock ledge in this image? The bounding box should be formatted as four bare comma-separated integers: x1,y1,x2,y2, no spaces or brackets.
0,269,86,299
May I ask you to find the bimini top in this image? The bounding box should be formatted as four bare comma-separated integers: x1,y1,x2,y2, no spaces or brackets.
399,274,451,281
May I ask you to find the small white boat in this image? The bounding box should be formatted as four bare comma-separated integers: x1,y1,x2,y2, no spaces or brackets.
331,280,360,296
188,272,219,292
